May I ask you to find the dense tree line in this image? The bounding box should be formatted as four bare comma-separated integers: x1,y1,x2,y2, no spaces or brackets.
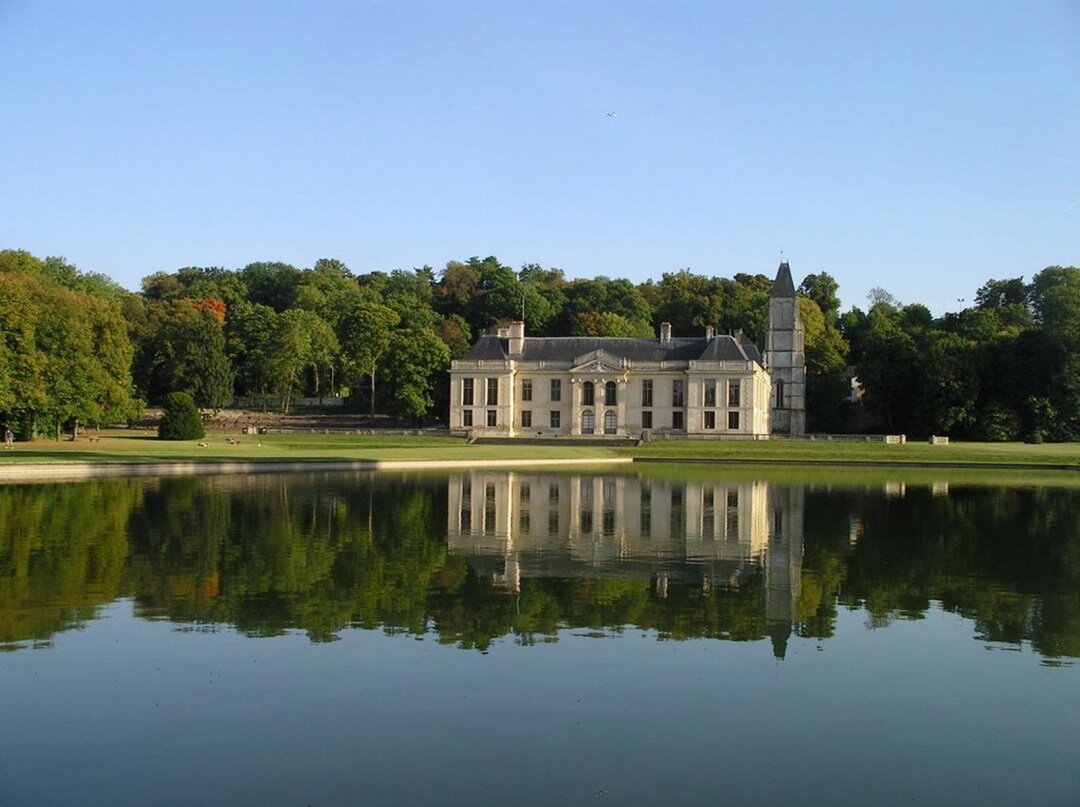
1,247,1077,438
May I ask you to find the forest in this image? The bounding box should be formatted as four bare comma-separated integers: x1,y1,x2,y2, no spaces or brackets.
0,248,1077,440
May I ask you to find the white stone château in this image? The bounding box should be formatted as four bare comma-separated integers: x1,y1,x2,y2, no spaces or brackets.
449,262,806,439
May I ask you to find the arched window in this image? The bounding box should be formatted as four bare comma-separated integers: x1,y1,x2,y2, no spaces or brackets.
605,381,617,406
604,410,617,434
775,379,785,409
583,381,595,406
582,410,595,434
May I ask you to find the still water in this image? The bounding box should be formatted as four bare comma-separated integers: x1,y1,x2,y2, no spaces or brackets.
1,467,1078,805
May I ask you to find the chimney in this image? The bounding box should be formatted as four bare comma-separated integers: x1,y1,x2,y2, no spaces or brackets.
508,320,525,355
660,322,672,345
705,325,716,340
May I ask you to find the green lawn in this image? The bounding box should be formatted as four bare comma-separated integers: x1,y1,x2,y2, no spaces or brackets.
1,430,1077,468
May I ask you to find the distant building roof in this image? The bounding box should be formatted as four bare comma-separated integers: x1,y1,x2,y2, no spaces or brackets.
771,261,796,298
462,333,763,367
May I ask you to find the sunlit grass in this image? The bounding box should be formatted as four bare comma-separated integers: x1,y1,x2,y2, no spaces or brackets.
1,430,1076,468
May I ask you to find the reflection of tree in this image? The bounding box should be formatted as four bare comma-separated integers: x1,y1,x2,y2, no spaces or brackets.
836,485,1080,660
0,481,140,648
0,475,1076,662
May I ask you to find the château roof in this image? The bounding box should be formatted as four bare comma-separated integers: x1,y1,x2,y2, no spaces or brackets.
771,261,796,298
462,333,763,366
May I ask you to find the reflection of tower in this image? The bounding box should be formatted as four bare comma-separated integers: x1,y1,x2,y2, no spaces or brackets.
765,485,805,660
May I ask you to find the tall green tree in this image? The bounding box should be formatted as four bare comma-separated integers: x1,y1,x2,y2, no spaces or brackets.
341,303,400,417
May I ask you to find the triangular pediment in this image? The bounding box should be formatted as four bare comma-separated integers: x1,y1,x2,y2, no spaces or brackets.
570,349,624,374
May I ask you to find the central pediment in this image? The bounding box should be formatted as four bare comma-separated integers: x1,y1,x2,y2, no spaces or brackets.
570,349,626,375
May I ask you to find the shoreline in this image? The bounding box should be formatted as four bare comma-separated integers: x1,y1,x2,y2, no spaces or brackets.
1,454,1076,483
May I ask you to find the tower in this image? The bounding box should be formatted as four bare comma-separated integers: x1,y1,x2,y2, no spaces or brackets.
765,261,806,435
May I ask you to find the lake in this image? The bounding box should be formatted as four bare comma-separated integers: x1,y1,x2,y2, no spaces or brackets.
2,467,1078,805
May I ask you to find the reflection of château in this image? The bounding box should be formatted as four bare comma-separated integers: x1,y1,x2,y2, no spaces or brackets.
447,472,804,657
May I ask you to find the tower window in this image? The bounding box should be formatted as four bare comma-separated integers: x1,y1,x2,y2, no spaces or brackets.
775,379,785,409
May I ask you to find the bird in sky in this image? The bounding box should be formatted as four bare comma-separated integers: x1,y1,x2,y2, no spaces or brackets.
605,111,616,117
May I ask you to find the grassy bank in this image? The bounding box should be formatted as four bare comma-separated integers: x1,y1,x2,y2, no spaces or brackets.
1,430,1077,468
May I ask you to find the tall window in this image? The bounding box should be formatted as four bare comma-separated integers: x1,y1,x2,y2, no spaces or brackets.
462,410,473,428
550,410,561,428
521,410,532,427
728,411,740,430
704,379,716,407
672,380,685,407
487,378,499,406
605,381,617,406
582,410,595,434
583,381,595,406
641,379,653,407
642,410,653,429
704,411,716,429
462,378,474,406
775,379,785,409
672,411,684,430
550,379,562,402
604,410,617,434
728,379,741,407
521,379,532,401
487,409,497,427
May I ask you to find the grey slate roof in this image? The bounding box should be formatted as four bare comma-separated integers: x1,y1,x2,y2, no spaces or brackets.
463,333,763,366
772,261,796,298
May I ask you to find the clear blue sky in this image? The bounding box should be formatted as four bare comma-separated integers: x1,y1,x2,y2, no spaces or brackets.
2,0,1077,313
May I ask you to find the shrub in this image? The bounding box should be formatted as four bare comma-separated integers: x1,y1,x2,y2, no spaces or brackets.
158,392,205,440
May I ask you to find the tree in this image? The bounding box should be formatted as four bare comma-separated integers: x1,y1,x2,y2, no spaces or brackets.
341,303,400,417
381,328,451,422
178,310,234,412
798,272,841,326
158,392,205,440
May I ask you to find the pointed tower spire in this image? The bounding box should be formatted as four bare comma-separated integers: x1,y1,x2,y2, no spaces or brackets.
771,261,796,298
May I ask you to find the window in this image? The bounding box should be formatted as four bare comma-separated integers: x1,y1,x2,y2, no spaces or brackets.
550,410,561,428
604,410,617,434
641,379,653,407
583,381,595,406
672,379,685,407
605,381,617,406
775,379,785,409
519,511,531,532
728,379,741,407
549,483,560,504
582,410,595,434
487,378,499,406
521,410,532,428
672,411,684,430
704,411,715,429
727,489,738,508
521,379,532,401
551,379,562,402
520,483,530,503
548,511,559,535
487,410,497,427
462,410,473,428
728,411,740,430
704,379,716,407
462,378,474,406
642,410,653,429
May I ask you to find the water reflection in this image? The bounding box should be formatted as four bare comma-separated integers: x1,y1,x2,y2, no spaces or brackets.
1,470,1078,661
448,473,803,657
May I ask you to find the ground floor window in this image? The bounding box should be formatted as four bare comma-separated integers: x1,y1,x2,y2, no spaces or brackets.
704,411,715,429
550,410,561,428
462,409,473,428
604,410,617,434
582,410,595,434
642,410,652,429
672,411,684,430
521,410,532,428
487,409,497,427
728,411,740,430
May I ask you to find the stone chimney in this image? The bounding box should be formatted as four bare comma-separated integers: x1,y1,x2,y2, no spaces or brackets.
508,320,525,355
660,322,672,345
705,325,716,340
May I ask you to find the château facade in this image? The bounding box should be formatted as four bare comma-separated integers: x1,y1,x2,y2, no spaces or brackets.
449,262,806,438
